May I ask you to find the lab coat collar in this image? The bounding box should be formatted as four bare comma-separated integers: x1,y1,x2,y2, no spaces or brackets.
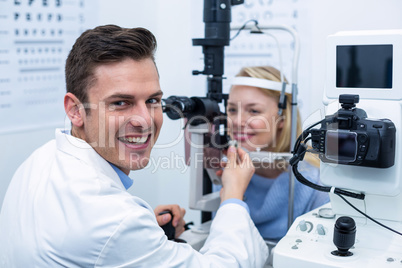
55,128,127,191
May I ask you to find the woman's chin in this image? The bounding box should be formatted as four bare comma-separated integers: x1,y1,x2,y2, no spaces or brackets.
237,143,258,152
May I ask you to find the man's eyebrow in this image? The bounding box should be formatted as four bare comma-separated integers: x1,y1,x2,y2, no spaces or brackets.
104,90,164,101
149,90,164,98
104,94,134,100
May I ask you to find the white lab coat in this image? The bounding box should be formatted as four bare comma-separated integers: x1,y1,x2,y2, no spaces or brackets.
0,129,268,267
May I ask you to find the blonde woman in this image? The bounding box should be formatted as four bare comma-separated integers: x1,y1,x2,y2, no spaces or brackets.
222,66,329,241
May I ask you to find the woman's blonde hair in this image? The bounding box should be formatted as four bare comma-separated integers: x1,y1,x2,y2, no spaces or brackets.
234,66,319,166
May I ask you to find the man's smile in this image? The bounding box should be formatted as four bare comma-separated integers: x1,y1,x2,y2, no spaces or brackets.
118,134,151,149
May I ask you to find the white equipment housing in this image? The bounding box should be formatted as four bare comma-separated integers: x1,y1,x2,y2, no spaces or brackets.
274,29,402,267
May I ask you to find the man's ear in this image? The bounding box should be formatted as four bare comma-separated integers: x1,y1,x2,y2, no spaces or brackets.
64,92,85,127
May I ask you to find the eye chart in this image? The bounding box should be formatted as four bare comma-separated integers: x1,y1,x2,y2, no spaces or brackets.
0,0,97,134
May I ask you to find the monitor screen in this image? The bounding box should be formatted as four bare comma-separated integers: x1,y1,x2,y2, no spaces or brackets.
336,45,393,88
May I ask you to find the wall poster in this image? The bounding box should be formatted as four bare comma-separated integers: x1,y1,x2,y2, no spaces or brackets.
0,0,98,134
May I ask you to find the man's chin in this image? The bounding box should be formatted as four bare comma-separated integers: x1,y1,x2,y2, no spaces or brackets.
128,154,150,171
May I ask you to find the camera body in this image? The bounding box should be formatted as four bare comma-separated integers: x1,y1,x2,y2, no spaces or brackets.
311,94,396,168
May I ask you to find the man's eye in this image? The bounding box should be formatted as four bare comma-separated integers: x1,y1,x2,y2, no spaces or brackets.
250,109,260,114
147,98,160,104
110,101,128,109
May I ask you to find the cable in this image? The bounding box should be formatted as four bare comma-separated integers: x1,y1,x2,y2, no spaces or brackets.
290,127,365,200
292,119,324,153
230,19,284,83
250,23,291,116
291,122,402,236
232,20,291,116
258,29,284,84
336,193,402,237
230,19,259,41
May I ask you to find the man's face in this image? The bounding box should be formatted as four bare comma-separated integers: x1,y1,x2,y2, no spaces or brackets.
80,58,163,174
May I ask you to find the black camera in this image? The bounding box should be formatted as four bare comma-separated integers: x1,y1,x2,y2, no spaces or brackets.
311,94,396,168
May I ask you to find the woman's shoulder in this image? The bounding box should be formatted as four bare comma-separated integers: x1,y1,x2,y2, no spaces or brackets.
293,161,330,208
296,161,320,183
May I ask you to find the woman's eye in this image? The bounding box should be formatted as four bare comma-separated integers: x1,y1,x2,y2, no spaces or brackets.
227,108,237,114
250,109,260,114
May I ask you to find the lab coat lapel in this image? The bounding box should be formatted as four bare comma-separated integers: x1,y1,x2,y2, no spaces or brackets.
54,128,126,191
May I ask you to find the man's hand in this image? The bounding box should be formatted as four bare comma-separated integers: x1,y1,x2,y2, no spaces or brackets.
220,145,255,202
154,204,186,238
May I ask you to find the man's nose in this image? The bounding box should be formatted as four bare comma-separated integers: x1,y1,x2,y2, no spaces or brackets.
129,104,152,129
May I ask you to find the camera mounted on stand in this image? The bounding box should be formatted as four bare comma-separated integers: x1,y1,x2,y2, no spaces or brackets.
289,93,395,201
310,94,395,168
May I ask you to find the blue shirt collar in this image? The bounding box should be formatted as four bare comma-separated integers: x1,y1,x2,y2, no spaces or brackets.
108,163,133,190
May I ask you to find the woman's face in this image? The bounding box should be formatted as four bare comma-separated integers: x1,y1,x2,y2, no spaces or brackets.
227,85,284,152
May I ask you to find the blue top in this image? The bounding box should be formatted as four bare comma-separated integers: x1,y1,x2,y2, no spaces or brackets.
244,161,329,241
108,164,250,213
213,161,329,241
109,163,249,212
220,198,250,214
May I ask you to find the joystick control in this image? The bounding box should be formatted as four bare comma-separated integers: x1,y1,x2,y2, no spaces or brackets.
331,216,356,257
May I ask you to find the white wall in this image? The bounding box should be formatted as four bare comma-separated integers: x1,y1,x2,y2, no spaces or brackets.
0,0,99,209
1,0,402,226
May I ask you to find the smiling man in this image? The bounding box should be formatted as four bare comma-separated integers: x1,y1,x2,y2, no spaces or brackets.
65,57,163,173
0,25,268,267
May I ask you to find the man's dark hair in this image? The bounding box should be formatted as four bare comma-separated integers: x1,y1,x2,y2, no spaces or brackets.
65,25,157,107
